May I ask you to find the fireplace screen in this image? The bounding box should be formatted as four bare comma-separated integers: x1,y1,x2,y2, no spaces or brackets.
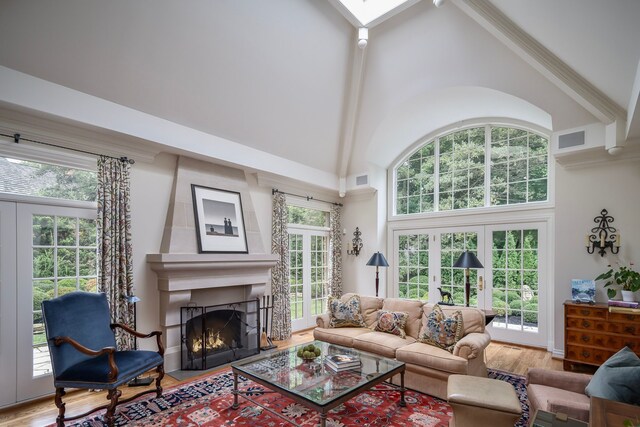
181,299,260,370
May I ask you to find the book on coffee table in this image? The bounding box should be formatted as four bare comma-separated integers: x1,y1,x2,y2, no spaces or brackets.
325,354,361,371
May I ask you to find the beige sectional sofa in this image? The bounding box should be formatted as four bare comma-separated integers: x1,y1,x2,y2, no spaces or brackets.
313,293,491,399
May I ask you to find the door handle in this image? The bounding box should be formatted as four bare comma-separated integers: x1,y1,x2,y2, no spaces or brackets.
478,276,484,291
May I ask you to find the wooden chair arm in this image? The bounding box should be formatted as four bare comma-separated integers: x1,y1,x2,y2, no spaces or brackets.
111,323,165,356
53,336,119,381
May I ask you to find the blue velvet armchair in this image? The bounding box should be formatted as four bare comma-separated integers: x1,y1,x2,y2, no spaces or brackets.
42,292,164,426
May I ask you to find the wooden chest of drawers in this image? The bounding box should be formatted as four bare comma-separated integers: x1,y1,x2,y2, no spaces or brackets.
564,301,640,370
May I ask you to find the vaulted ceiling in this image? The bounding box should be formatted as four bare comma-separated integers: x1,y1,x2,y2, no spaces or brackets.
0,0,639,194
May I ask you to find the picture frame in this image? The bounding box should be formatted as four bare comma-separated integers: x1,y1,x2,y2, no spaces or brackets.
571,279,596,304
191,184,248,254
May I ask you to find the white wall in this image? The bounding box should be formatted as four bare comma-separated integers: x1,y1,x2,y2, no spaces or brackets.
129,153,176,349
554,158,640,352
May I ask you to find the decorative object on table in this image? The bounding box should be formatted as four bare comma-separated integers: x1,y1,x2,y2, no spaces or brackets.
596,262,640,302
191,184,248,253
586,209,621,257
346,227,363,256
366,251,389,297
297,343,322,361
453,250,484,307
125,294,155,387
260,294,277,350
438,286,454,305
571,279,596,304
324,353,361,371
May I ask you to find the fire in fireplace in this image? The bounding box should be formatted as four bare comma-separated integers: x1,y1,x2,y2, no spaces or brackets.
180,299,260,370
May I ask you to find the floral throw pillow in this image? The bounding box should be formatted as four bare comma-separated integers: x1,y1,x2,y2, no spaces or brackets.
374,310,409,338
328,295,366,328
418,304,464,352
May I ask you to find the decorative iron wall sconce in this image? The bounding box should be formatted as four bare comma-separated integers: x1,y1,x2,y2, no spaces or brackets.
586,209,621,257
347,227,363,256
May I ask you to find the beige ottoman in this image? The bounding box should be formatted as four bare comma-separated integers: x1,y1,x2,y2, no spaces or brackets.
447,374,522,427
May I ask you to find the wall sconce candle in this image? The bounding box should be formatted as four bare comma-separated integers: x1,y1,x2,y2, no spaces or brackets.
347,227,363,256
586,209,620,257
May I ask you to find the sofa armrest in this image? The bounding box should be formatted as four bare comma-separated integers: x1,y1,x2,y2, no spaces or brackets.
316,313,331,328
453,331,491,360
527,368,592,394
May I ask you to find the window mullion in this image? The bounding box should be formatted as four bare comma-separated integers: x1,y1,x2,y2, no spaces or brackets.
434,138,440,212
484,124,491,207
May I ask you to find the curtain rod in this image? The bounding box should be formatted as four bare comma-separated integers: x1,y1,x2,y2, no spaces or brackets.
272,188,343,207
1,132,135,164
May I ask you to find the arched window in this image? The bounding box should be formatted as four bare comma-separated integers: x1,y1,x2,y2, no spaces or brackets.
394,125,548,215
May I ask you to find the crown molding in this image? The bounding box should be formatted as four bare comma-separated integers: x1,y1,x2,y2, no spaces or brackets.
453,0,627,125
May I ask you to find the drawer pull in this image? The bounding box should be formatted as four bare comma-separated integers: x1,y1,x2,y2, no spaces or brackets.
624,327,635,334
580,309,590,316
581,350,591,358
581,335,590,342
582,320,591,328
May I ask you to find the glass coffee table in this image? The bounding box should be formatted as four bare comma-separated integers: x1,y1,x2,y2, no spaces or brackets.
231,340,406,426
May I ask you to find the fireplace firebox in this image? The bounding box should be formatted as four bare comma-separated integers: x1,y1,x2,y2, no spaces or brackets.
180,299,260,370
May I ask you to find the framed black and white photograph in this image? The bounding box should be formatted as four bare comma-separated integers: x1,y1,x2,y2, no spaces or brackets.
191,184,248,253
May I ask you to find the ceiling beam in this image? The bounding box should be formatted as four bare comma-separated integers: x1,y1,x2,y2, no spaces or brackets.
626,59,640,140
453,0,627,126
337,33,368,196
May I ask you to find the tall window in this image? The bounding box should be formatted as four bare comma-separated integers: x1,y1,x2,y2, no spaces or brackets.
287,205,330,330
397,233,429,300
394,125,548,215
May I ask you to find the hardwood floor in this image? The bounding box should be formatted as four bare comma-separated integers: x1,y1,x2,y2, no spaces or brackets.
0,332,562,427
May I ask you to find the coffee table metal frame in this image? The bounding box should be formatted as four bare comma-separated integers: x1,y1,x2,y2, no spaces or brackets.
231,342,406,427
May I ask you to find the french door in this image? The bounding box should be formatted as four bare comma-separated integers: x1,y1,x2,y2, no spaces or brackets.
0,201,97,405
394,226,487,307
0,202,17,407
393,222,548,347
289,228,330,331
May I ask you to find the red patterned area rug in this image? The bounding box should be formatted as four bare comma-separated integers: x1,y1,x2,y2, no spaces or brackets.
56,369,527,426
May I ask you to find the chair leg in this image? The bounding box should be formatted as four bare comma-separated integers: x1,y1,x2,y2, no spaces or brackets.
55,388,66,427
104,388,121,426
155,363,165,398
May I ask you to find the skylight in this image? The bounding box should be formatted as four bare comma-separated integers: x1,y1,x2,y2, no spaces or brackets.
328,0,421,28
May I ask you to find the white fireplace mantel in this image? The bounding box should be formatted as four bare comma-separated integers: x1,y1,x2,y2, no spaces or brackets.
147,253,278,291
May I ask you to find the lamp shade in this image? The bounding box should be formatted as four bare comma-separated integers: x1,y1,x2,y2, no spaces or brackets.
453,251,483,269
366,251,389,267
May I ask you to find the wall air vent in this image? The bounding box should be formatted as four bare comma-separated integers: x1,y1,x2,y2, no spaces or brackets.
558,131,585,149
355,174,368,186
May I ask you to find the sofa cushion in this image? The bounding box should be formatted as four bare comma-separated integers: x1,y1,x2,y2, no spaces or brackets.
313,327,371,348
422,304,485,335
381,298,424,339
418,304,464,352
352,331,416,359
374,310,409,338
585,346,640,405
341,293,384,327
396,342,468,374
328,294,366,328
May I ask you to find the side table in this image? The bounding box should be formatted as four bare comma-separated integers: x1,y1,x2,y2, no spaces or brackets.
531,409,588,427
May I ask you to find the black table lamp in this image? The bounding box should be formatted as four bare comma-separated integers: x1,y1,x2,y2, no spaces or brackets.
453,251,483,307
366,251,389,297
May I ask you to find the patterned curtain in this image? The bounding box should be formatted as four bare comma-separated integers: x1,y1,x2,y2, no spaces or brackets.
329,205,343,297
270,192,291,340
97,156,135,350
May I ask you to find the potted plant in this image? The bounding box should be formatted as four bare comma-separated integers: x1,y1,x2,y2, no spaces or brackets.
596,263,640,301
